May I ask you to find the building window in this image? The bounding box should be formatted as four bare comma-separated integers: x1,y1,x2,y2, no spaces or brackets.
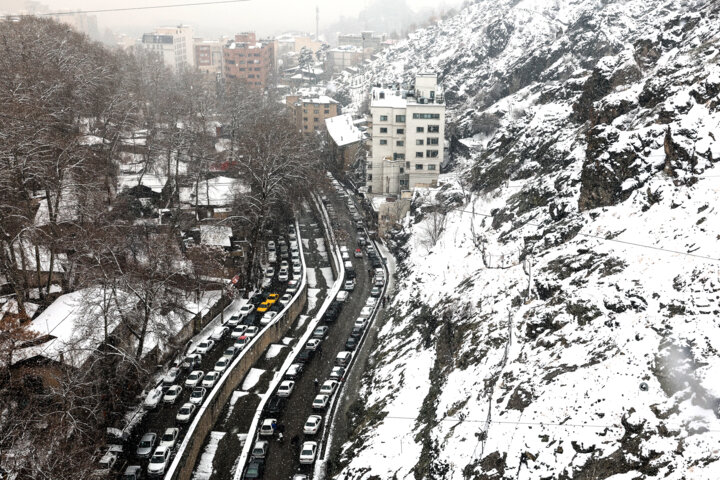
303,109,307,113
367,174,373,180
415,164,424,170
303,117,308,121
324,110,330,114
380,127,388,133
406,161,410,168
314,117,319,122
314,109,319,114
367,162,372,168
427,138,439,145
395,115,406,123
397,128,404,134
399,167,404,173
379,139,387,145
416,139,424,145
428,164,436,171
426,150,439,158
428,125,440,133
412,113,440,119
304,125,308,129
394,153,405,160
380,115,388,121
396,140,404,146
416,152,424,157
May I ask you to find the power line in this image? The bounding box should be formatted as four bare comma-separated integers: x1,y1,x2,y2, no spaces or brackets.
25,0,250,16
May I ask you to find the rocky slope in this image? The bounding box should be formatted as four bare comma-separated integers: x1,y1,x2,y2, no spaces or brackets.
332,0,720,478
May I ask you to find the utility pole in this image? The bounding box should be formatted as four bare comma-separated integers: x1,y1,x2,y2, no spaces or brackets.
526,254,533,300
315,6,319,41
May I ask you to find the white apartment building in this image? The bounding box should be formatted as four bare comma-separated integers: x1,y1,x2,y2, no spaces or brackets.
367,73,445,194
141,25,195,72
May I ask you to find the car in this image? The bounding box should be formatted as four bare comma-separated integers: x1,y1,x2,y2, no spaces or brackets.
266,293,280,304
226,315,241,327
267,240,276,251
265,267,275,278
245,326,259,338
320,380,338,396
195,339,215,355
136,432,157,459
345,336,358,351
356,235,366,246
306,338,321,351
374,277,385,288
285,363,303,380
344,279,355,291
223,346,238,359
340,246,348,253
263,395,286,415
303,415,322,435
163,385,182,404
374,267,384,277
147,445,171,477
341,251,350,261
292,260,302,274
210,326,229,341
350,326,363,338
292,474,309,480
312,394,329,410
239,304,254,316
296,349,313,363
257,300,271,313
280,247,289,259
354,317,367,329
366,297,378,307
329,366,346,381
370,286,382,297
159,428,179,449
182,369,202,387
261,311,278,326
251,440,269,459
371,257,382,268
179,353,202,371
235,335,250,349
312,326,329,339
286,279,299,294
189,387,206,405
214,357,230,373
259,418,277,436
289,230,297,240
354,248,363,258
279,293,292,305
278,268,289,282
336,290,349,302
360,306,373,317
244,459,264,479
231,325,248,338
279,259,289,269
335,351,352,366
202,371,220,388
176,402,196,423
277,380,295,397
323,305,339,323
268,251,277,263
161,367,180,386
143,387,163,410
299,441,318,464
122,465,143,480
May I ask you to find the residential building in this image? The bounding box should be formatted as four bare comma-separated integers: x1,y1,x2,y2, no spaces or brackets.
223,32,277,89
367,73,445,194
285,94,339,132
324,45,363,75
325,114,365,170
140,25,195,72
195,39,224,74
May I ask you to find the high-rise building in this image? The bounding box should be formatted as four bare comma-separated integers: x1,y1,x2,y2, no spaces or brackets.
367,73,445,194
140,25,194,72
222,32,276,89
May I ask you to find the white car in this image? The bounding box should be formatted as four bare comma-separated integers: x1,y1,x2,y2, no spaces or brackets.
286,280,299,294
303,415,322,435
226,315,241,327
268,251,277,263
319,380,338,396
293,260,302,274
280,260,289,269
285,363,303,380
291,250,300,261
344,279,355,291
354,318,367,329
289,231,297,240
202,371,220,388
189,387,206,405
214,357,230,373
366,297,378,307
231,325,248,339
336,291,349,302
210,326,229,341
265,267,275,278
306,338,321,351
299,441,318,464
162,367,180,386
147,445,171,476
260,418,277,436
163,385,182,404
245,326,259,338
267,240,276,251
261,311,278,326
277,380,295,397
176,402,196,423
341,251,350,261
330,366,346,381
251,440,268,459
234,335,249,349
223,346,238,359
195,339,215,354
360,306,373,317
159,428,179,449
143,387,163,410
239,304,254,316
339,246,348,253
312,394,329,410
278,268,289,282
279,293,292,306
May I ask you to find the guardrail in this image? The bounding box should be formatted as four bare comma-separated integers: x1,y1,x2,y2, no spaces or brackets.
312,181,392,480
165,219,309,480
232,193,345,480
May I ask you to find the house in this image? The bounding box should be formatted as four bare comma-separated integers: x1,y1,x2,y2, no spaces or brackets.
325,114,365,170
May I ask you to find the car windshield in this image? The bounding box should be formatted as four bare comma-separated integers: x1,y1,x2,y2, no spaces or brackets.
302,448,314,456
162,434,174,442
139,439,152,447
180,407,191,414
191,390,203,397
198,342,208,348
150,455,164,464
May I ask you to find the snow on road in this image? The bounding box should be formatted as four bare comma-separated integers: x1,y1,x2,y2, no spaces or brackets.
307,288,321,311
315,237,328,261
282,336,294,345
265,344,285,359
241,368,264,391
320,267,334,287
303,238,310,250
193,431,226,480
295,315,309,330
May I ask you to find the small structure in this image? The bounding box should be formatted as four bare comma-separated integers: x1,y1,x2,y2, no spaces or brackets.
325,114,365,170
200,225,233,249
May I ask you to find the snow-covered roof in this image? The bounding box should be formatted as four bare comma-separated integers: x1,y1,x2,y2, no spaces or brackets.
179,176,249,206
200,225,232,247
325,114,364,147
371,87,407,108
118,173,168,194
301,95,337,105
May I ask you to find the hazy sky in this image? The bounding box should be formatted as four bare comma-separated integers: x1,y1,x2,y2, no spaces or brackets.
35,0,459,38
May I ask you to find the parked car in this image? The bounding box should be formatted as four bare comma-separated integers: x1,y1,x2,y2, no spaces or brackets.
305,339,321,352
345,336,358,351
299,441,318,464
265,267,275,278
320,380,338,397
278,268,289,282
210,326,229,341
263,395,286,415
296,349,313,363
231,325,248,339
261,311,278,326
303,415,322,435
267,240,275,251
341,250,350,261
354,318,367,329
370,286,382,297
175,402,196,424
147,445,171,477
239,304,254,317
189,387,206,405
360,306,373,317
277,380,295,397
285,363,303,380
226,315,241,327
143,387,163,410
312,394,329,410
292,260,302,274
323,304,339,323
245,326,259,338
329,366,346,381
245,458,264,479
161,368,180,386
179,353,202,371
235,335,249,349
366,297,378,307
163,385,182,404
286,279,299,294
122,465,142,480
292,475,309,480
374,277,385,287
256,300,271,313
185,370,204,388
214,357,230,373
279,293,292,305
202,371,220,388
312,326,329,339
223,346,238,359
335,351,352,367
354,248,363,258
159,428,179,449
136,432,157,459
350,326,363,338
259,418,277,436
344,279,355,291
195,339,215,355
336,290,349,302
251,440,268,459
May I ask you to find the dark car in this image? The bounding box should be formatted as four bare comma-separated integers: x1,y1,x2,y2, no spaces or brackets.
297,349,314,363
371,258,382,268
350,326,363,338
244,459,265,479
263,395,286,416
345,337,358,351
242,312,257,326
323,305,339,323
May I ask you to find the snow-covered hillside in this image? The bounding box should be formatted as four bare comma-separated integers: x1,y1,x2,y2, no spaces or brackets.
333,0,720,478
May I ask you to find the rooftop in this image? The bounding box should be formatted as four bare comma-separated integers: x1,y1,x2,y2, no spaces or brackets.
325,114,365,147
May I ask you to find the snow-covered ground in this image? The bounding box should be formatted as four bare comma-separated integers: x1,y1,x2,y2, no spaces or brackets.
241,368,264,391
193,431,225,480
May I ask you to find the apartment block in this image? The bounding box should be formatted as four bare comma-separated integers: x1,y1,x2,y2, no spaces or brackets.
285,94,339,132
366,73,445,194
195,39,224,74
223,32,277,89
140,25,194,72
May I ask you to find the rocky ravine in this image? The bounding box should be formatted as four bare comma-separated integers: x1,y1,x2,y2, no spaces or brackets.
332,0,720,478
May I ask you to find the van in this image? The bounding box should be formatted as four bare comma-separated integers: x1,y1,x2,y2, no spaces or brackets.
335,351,352,367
